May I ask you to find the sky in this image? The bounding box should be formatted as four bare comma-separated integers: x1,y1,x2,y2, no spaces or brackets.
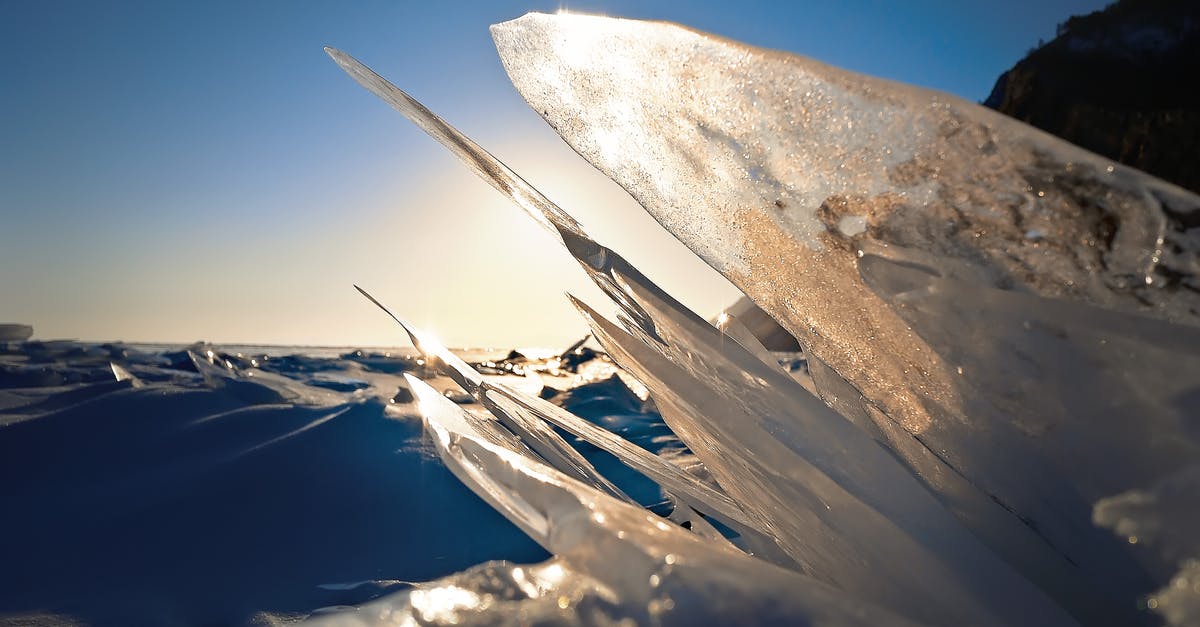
0,0,1114,349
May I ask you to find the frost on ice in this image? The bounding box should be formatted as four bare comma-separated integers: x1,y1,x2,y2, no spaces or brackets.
322,11,1200,627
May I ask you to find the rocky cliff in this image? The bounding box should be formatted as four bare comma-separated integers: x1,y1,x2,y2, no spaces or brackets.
985,0,1200,193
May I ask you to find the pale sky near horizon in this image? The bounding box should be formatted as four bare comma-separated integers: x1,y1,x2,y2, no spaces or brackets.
1,0,1112,348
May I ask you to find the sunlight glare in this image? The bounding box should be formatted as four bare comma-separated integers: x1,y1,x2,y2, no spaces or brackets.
409,585,486,623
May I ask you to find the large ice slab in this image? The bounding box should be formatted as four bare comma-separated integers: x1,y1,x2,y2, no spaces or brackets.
325,14,1200,625
490,13,1200,623
491,12,1200,438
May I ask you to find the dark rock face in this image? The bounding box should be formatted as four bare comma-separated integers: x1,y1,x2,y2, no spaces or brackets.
985,0,1200,193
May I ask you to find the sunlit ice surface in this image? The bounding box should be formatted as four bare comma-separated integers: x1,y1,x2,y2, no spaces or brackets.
485,12,1199,626
310,10,1200,627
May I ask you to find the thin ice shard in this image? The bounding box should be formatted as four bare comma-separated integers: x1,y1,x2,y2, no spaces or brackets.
566,292,1077,626
393,375,925,626
325,48,582,239
355,285,483,392
360,285,756,546
358,286,631,502
482,383,755,531
361,284,756,534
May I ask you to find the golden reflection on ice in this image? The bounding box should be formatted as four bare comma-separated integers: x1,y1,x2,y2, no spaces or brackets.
540,562,565,585
408,585,487,623
404,374,458,447
408,327,452,369
508,561,572,601
509,566,540,599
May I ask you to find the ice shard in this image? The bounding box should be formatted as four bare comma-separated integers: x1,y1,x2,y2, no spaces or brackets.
482,383,756,532
366,374,927,626
326,12,1200,625
330,42,1078,625
356,286,632,502
491,11,1199,442
359,285,759,540
566,291,1081,626
489,12,1199,622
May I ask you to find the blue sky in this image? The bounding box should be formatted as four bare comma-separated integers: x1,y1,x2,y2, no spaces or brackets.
0,0,1111,348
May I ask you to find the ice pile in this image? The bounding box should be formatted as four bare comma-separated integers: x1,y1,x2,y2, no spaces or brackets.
319,12,1200,626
